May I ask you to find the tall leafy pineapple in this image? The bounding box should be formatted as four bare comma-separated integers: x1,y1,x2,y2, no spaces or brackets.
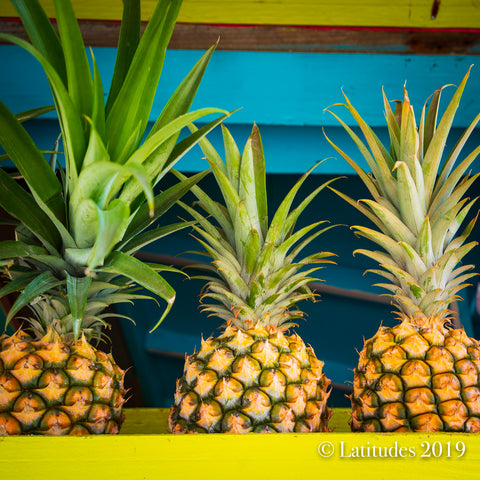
169,125,334,433
326,70,480,432
0,0,228,435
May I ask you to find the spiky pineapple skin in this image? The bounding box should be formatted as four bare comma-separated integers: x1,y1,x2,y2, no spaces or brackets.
0,330,126,435
169,323,331,434
351,316,480,432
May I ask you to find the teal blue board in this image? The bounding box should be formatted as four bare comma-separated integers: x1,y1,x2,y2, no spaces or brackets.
2,46,479,127
1,46,480,174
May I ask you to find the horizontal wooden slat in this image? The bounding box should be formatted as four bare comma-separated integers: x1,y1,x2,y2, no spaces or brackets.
1,19,479,55
1,0,479,28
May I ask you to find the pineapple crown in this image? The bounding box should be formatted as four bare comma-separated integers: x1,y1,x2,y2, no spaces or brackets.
175,124,337,330
0,0,229,339
326,69,480,322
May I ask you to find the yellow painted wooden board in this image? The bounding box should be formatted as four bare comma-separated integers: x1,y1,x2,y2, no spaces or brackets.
0,0,479,28
1,408,479,479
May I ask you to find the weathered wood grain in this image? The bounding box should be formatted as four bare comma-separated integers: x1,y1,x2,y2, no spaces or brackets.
1,19,479,55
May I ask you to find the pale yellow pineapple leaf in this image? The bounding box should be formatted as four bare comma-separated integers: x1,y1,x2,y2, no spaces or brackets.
190,229,240,272
278,220,330,263
422,86,444,155
337,93,398,202
430,197,471,258
382,89,401,162
204,288,256,320
416,216,435,267
444,271,478,291
172,171,235,244
233,198,256,268
221,124,242,192
285,226,337,266
352,225,409,263
379,263,425,300
329,187,390,235
324,113,383,198
242,227,261,277
353,249,402,271
283,175,338,238
214,259,250,298
200,303,235,322
418,97,427,164
275,270,324,300
419,265,439,293
422,68,471,201
179,201,235,254
251,243,275,280
433,187,471,225
373,283,404,296
361,197,416,244
433,111,480,199
239,124,268,240
437,243,477,288
398,241,428,279
444,204,478,250
266,162,320,246
430,147,480,215
391,293,426,317
418,288,445,313
399,90,420,179
393,161,425,235
187,123,227,175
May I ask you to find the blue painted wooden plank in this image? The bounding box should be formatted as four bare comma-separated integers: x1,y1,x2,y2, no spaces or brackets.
1,45,479,128
9,119,480,175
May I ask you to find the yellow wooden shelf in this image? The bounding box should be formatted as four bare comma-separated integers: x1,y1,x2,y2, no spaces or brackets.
1,408,479,480
0,0,479,28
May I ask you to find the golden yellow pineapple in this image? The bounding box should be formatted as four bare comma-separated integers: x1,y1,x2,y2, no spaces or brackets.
0,327,125,435
327,69,480,432
169,125,334,433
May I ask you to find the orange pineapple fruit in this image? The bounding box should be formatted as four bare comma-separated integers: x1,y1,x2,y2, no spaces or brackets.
0,328,125,435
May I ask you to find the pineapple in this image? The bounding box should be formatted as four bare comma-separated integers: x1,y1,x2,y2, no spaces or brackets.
0,0,228,434
168,124,334,433
326,69,480,432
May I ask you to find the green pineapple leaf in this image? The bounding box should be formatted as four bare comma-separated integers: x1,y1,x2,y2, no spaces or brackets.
66,273,92,341
105,0,140,114
52,0,93,122
0,32,86,185
0,100,65,225
6,271,63,324
0,168,61,254
100,251,176,332
11,0,67,84
1,0,230,340
105,0,181,164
